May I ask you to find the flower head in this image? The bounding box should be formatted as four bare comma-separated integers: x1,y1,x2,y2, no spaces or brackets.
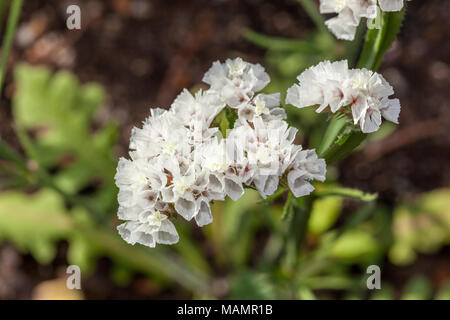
320,0,408,40
286,60,401,133
116,57,327,248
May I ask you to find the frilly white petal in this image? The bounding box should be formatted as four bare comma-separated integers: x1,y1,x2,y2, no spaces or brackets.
380,98,401,124
287,170,315,198
361,108,382,133
175,198,197,221
224,177,244,201
194,201,213,227
156,220,179,245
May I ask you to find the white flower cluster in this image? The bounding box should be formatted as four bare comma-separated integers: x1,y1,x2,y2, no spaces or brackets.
320,0,409,40
116,57,327,248
286,60,400,133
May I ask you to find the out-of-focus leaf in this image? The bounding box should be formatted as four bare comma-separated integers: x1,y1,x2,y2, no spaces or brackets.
371,283,395,300
402,276,432,300
245,29,318,53
0,189,73,264
111,264,134,287
315,185,377,202
330,230,380,262
173,221,211,275
389,189,450,266
297,0,329,35
337,203,375,238
367,122,397,142
301,275,360,290
309,196,342,235
0,189,210,294
436,281,450,300
297,286,316,300
229,270,276,299
13,64,118,215
205,190,261,267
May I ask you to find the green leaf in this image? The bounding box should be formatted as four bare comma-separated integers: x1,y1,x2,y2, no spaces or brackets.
330,230,380,262
371,284,396,300
402,276,432,300
225,106,239,129
229,270,276,299
389,188,450,266
0,189,73,264
357,9,405,70
309,196,342,235
204,190,261,267
317,115,349,157
337,203,375,238
297,286,317,300
0,189,211,295
12,65,118,215
372,8,406,70
436,281,450,300
325,131,366,164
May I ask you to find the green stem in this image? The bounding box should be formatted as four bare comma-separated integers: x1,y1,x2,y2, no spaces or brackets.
0,0,22,96
0,0,10,34
282,196,313,271
357,8,406,70
315,186,377,202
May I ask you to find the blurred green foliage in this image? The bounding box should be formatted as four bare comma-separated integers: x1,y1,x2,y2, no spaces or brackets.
13,64,118,215
0,0,447,301
389,189,450,266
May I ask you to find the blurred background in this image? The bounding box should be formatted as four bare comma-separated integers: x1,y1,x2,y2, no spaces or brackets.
0,0,449,299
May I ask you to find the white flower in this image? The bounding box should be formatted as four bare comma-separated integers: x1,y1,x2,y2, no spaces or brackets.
116,57,329,248
203,57,270,108
324,8,359,41
117,209,179,247
287,60,401,133
320,0,377,40
171,88,224,141
286,60,350,113
237,93,286,122
320,0,408,40
227,117,324,199
288,150,327,197
348,68,400,133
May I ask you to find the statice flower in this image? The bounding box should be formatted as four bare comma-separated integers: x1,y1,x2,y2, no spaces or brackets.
116,57,327,248
203,57,286,122
286,60,400,133
320,0,409,40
